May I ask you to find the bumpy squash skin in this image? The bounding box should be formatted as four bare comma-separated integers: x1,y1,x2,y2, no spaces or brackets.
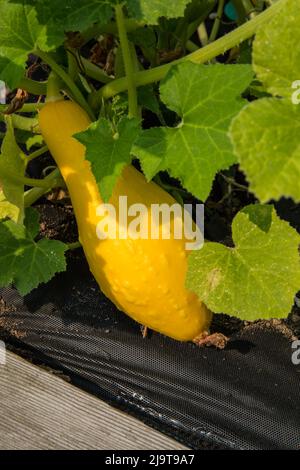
39,100,212,341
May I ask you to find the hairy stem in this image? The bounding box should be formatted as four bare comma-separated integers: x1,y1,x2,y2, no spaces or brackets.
35,49,95,120
115,4,138,118
209,0,225,42
26,145,48,163
11,114,40,133
0,102,44,114
2,166,61,189
45,72,62,103
79,55,113,83
67,241,82,250
24,168,62,207
67,50,79,82
18,77,47,95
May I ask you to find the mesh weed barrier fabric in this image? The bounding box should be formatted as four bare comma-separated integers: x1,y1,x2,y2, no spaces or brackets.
0,252,300,450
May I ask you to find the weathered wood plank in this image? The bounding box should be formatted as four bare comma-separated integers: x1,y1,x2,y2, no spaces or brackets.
0,351,187,450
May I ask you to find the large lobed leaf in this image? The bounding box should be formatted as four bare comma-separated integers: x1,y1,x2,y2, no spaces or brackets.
230,99,300,202
253,0,300,100
134,62,253,201
186,204,300,320
0,207,67,295
230,0,300,202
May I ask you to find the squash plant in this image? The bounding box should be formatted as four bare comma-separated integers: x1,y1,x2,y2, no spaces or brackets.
0,0,299,340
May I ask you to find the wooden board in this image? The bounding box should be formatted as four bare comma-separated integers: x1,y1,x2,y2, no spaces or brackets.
0,351,187,450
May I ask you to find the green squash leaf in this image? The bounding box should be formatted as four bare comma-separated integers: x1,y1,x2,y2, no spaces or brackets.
230,98,300,202
0,207,67,295
133,62,253,201
0,0,64,88
126,0,192,24
75,117,140,202
186,204,300,320
253,0,300,99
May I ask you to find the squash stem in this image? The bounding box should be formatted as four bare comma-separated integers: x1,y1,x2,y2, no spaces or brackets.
8,114,40,133
2,166,60,189
0,102,44,114
79,55,113,84
115,3,139,118
45,72,62,103
67,50,79,82
24,168,63,207
18,77,47,95
67,241,82,251
26,145,48,163
35,49,96,120
209,0,225,43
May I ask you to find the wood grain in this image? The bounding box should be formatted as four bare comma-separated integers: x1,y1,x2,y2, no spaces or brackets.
0,351,187,450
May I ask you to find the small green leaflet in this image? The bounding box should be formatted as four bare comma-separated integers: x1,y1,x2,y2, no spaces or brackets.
0,0,63,88
75,117,140,202
0,117,25,223
133,62,253,201
186,204,300,320
0,208,67,296
231,0,300,202
230,99,300,202
253,0,300,99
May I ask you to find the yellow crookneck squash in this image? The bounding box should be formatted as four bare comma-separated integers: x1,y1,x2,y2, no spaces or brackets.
39,98,212,341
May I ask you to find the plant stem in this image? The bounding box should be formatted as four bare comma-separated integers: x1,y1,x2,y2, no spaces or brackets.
67,50,79,82
242,0,258,17
79,55,113,83
209,0,225,42
18,77,47,95
11,114,40,133
67,241,82,250
198,22,209,47
35,49,95,120
24,168,62,207
115,4,138,118
220,173,248,191
45,72,62,103
90,0,283,106
0,102,44,114
2,167,60,189
26,145,48,163
186,40,199,52
186,0,216,40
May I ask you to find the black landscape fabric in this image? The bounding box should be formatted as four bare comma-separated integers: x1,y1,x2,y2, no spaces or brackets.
0,253,299,450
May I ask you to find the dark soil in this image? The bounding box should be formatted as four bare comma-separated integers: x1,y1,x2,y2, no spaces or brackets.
35,202,78,243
